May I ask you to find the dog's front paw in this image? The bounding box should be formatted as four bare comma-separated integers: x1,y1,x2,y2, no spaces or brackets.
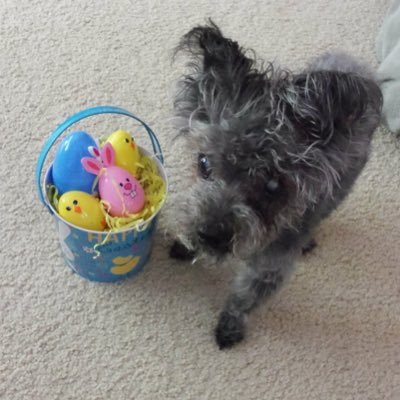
302,238,317,255
169,240,196,261
215,312,245,350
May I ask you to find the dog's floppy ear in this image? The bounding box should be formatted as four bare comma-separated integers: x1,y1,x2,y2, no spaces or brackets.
287,70,382,144
174,20,265,128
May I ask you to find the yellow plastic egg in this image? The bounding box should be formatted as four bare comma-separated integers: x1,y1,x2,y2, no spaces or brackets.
58,191,106,231
106,130,141,176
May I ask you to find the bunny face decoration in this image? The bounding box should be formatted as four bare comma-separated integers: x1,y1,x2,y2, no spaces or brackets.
82,143,145,217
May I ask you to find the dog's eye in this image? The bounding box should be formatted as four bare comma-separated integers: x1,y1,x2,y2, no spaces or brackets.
265,179,280,193
198,154,212,179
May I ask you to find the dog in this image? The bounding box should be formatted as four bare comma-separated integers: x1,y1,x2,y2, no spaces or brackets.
170,21,382,349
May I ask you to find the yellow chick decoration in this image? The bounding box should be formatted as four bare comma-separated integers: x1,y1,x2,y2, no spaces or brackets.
110,255,140,275
58,191,106,231
106,130,141,176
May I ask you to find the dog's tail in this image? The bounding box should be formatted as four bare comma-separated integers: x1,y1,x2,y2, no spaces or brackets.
301,50,383,126
307,50,376,81
175,20,255,80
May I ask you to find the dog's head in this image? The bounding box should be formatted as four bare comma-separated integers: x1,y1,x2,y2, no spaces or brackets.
173,22,382,259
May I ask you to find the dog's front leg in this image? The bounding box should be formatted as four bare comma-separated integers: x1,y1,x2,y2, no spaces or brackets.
215,245,297,349
170,238,199,261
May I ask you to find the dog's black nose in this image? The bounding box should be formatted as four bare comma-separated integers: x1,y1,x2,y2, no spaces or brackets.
197,224,233,252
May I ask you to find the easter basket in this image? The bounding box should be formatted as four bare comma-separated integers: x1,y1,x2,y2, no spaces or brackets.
36,106,167,283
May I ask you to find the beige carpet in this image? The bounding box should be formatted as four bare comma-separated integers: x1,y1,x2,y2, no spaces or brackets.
1,0,399,399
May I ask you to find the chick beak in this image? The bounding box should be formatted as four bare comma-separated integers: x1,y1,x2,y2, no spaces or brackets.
131,142,136,150
74,205,82,214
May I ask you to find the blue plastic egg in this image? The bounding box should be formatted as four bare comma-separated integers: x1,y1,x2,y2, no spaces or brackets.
52,131,97,195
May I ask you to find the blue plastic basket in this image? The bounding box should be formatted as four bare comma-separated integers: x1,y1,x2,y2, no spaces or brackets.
36,106,167,283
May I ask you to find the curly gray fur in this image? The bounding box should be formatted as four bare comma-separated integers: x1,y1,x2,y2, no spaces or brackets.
170,21,382,349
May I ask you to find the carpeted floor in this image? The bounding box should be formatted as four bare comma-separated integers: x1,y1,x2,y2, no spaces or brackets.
1,1,399,399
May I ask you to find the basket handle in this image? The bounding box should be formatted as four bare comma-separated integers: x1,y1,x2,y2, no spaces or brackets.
35,105,163,208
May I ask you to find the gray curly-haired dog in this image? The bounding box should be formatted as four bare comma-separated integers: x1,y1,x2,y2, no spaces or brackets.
170,21,382,349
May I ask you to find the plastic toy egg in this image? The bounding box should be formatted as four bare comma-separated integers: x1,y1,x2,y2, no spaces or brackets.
52,131,97,195
106,130,141,176
82,143,145,217
99,166,145,216
58,191,106,231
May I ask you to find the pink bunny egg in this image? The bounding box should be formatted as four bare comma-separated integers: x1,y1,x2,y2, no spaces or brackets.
99,166,145,216
81,143,145,217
